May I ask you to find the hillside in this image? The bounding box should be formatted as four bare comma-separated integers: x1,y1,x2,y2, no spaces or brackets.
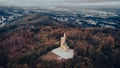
0,13,120,68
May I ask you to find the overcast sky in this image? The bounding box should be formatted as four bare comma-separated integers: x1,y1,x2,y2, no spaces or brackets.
0,0,120,7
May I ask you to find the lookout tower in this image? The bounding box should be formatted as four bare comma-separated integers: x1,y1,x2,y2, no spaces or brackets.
60,33,69,51
51,33,74,59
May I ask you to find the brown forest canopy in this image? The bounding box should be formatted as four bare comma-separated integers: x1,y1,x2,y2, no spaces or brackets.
0,13,120,68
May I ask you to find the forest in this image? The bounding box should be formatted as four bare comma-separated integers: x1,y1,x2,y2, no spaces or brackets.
0,13,120,68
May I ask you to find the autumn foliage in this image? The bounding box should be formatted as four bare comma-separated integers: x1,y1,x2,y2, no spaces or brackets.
0,25,120,68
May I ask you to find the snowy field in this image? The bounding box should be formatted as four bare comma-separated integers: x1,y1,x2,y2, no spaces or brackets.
52,47,74,59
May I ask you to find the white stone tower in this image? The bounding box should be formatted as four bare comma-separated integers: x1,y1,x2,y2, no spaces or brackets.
60,33,69,51
52,33,74,59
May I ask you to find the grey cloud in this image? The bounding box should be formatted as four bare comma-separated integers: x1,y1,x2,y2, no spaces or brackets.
64,0,120,3
0,0,120,7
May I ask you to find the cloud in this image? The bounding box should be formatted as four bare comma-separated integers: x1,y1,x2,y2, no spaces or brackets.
61,1,120,6
64,0,120,3
0,0,120,7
